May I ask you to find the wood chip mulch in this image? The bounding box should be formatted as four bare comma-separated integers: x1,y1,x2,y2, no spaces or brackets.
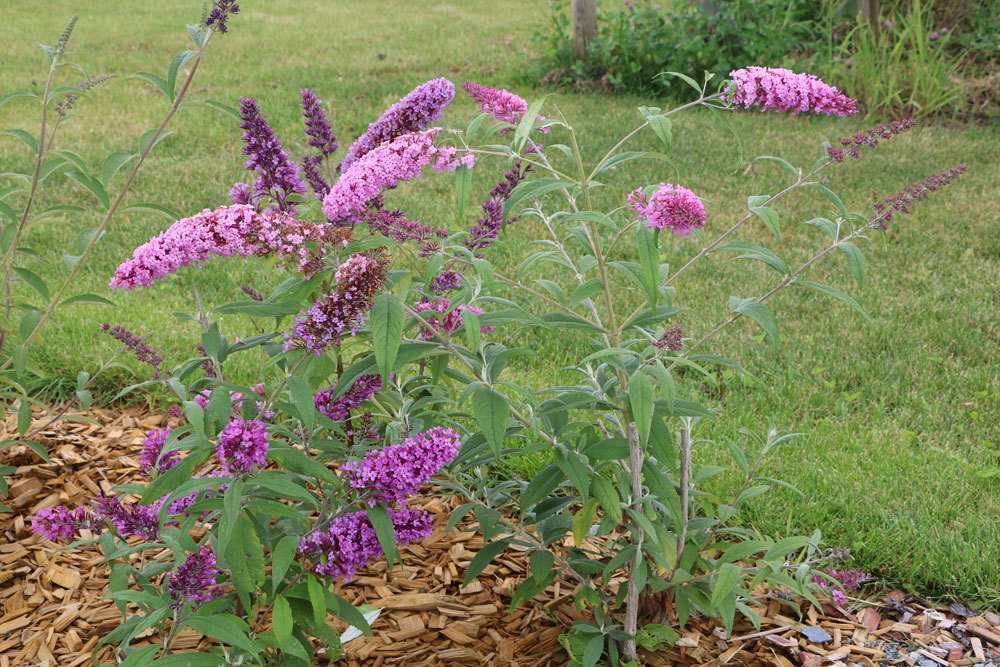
1,407,999,666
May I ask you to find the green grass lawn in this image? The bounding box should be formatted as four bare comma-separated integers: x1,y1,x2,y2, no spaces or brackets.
1,1,998,603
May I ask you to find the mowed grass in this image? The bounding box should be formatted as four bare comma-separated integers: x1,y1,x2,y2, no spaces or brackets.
1,1,998,603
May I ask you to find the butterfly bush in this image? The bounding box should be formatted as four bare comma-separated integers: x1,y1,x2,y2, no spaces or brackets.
34,53,970,665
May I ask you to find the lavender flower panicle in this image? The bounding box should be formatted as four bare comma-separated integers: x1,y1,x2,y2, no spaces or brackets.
873,164,968,227
239,97,307,209
298,506,434,580
314,374,383,421
727,67,857,116
342,426,461,504
300,89,338,157
138,428,178,476
627,183,706,236
101,323,163,376
241,285,264,301
431,270,463,294
340,78,455,171
323,130,441,221
167,545,224,609
206,0,240,34
229,181,253,206
465,160,531,253
826,118,917,163
286,252,389,354
216,419,269,474
301,154,331,199
95,495,162,540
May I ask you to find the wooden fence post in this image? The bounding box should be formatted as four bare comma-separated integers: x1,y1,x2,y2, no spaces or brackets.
571,0,597,59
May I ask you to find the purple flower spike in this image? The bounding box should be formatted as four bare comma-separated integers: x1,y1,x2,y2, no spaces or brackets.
286,252,390,354
167,545,224,609
727,67,857,116
466,161,531,254
138,428,178,476
32,505,100,542
314,374,383,421
239,96,307,209
341,78,455,170
342,426,461,504
300,89,338,157
206,0,240,34
298,506,434,580
216,419,269,474
627,183,706,236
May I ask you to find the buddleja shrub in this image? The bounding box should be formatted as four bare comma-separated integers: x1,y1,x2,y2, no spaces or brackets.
0,2,235,499
30,14,967,664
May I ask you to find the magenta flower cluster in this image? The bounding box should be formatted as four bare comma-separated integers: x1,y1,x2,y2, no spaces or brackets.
342,426,461,504
95,495,162,541
166,545,224,609
298,506,434,580
654,327,684,352
341,78,455,171
216,419,269,474
138,428,178,476
287,252,390,354
628,183,706,236
431,270,463,294
826,118,917,163
323,130,443,221
314,374,383,421
462,81,549,134
32,506,100,542
727,67,857,116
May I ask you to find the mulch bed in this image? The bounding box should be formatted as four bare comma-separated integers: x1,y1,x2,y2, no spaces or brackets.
2,407,999,666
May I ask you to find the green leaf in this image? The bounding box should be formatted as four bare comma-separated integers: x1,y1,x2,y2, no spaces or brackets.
462,537,512,586
65,171,109,209
582,634,604,667
214,300,301,317
729,296,779,344
750,204,781,242
471,386,509,456
286,375,315,431
365,505,400,567
646,114,672,151
628,371,655,445
12,267,49,302
101,151,135,187
554,447,590,500
513,96,547,154
121,645,162,666
592,475,622,524
272,595,293,643
226,515,265,594
504,178,573,217
166,51,198,101
372,293,404,383
635,224,660,307
60,293,115,307
184,614,255,653
2,129,38,154
270,534,300,595
141,450,210,504
152,653,224,666
794,280,870,320
839,242,866,287
121,202,179,219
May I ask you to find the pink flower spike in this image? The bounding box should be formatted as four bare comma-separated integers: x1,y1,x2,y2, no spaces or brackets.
727,67,857,116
